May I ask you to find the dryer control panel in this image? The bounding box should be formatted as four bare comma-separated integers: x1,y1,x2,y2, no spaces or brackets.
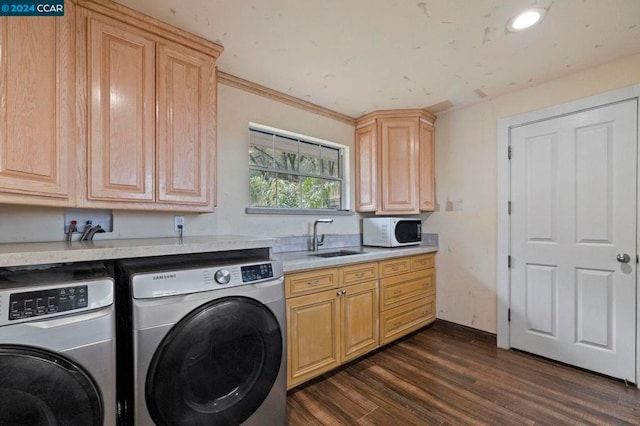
241,263,274,282
132,260,284,299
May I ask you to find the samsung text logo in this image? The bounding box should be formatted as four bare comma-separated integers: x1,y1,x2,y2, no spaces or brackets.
153,274,177,281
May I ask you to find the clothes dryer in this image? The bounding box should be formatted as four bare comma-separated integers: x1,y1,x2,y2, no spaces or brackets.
116,252,286,426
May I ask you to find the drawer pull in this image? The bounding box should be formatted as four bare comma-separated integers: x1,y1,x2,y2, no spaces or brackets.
393,321,403,328
308,280,320,286
355,272,365,277
419,260,426,265
391,266,399,271
393,290,402,296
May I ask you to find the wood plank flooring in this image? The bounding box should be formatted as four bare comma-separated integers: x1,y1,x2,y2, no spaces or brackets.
287,320,640,425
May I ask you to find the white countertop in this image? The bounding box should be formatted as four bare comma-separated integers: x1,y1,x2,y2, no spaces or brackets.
275,245,438,272
0,236,277,267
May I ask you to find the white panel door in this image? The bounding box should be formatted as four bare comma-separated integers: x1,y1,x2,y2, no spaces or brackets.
510,99,637,382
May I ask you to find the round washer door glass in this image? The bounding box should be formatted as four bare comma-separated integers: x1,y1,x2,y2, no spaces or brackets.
0,346,103,426
146,296,283,425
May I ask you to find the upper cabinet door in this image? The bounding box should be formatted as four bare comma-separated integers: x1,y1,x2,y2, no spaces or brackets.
378,118,419,214
86,13,155,202
0,10,74,203
418,120,435,211
355,121,377,212
156,43,214,206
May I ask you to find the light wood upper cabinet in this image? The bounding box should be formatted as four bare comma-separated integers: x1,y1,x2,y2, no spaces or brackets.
354,121,377,212
157,42,215,205
0,3,75,206
419,121,436,211
355,109,436,214
75,0,223,211
379,117,419,214
0,0,222,211
86,13,155,202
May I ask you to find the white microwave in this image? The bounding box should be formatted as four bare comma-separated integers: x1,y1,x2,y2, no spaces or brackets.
362,218,422,247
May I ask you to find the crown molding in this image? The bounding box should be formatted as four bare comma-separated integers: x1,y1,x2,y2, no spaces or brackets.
217,71,356,126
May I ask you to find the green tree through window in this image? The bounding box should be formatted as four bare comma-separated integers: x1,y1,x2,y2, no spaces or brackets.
249,128,343,209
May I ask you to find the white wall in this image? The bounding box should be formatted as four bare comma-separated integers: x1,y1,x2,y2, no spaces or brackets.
0,84,357,243
5,50,640,336
425,52,640,334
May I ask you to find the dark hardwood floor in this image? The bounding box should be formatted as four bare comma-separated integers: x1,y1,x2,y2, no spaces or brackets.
287,320,640,425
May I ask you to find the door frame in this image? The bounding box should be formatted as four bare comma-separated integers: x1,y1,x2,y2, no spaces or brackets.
496,84,640,384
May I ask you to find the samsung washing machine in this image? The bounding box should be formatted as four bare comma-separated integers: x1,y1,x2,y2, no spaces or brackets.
115,252,286,426
0,262,116,426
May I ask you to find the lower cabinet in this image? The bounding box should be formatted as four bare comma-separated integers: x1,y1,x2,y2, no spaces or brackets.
286,263,379,389
380,294,435,344
379,254,436,345
285,253,436,389
286,287,341,388
341,280,379,362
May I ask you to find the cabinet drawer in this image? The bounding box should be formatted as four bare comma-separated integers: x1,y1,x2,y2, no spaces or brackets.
285,269,339,298
411,253,435,271
380,269,435,310
341,262,378,285
380,294,435,345
379,257,411,277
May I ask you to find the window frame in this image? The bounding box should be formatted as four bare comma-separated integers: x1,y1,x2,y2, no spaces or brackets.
247,123,351,214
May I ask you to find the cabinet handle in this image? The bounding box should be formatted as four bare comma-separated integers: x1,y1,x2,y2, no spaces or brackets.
355,272,365,277
391,266,399,271
393,321,403,328
308,280,320,286
337,290,347,296
393,290,402,296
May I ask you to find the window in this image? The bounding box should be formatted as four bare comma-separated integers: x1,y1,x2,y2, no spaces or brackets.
249,125,346,210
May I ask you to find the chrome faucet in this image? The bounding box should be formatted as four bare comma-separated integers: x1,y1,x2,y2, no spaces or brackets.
313,219,333,251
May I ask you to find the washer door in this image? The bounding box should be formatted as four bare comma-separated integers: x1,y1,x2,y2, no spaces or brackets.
0,346,103,425
145,296,283,425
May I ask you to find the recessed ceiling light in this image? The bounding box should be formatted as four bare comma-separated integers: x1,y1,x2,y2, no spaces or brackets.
506,8,547,32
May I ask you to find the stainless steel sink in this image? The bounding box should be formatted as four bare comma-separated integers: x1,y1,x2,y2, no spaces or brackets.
310,249,366,258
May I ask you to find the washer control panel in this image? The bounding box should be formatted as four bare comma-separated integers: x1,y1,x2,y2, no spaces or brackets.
0,279,114,327
9,285,88,321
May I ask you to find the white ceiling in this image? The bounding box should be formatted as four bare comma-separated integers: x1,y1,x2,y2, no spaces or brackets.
114,0,640,118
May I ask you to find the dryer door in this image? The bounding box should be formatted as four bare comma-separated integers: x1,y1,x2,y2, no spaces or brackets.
0,346,103,425
145,296,283,425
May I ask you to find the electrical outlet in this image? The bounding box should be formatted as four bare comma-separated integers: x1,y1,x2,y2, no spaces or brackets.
174,216,185,232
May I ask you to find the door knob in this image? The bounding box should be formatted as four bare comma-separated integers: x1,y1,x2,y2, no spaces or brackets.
616,253,631,264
